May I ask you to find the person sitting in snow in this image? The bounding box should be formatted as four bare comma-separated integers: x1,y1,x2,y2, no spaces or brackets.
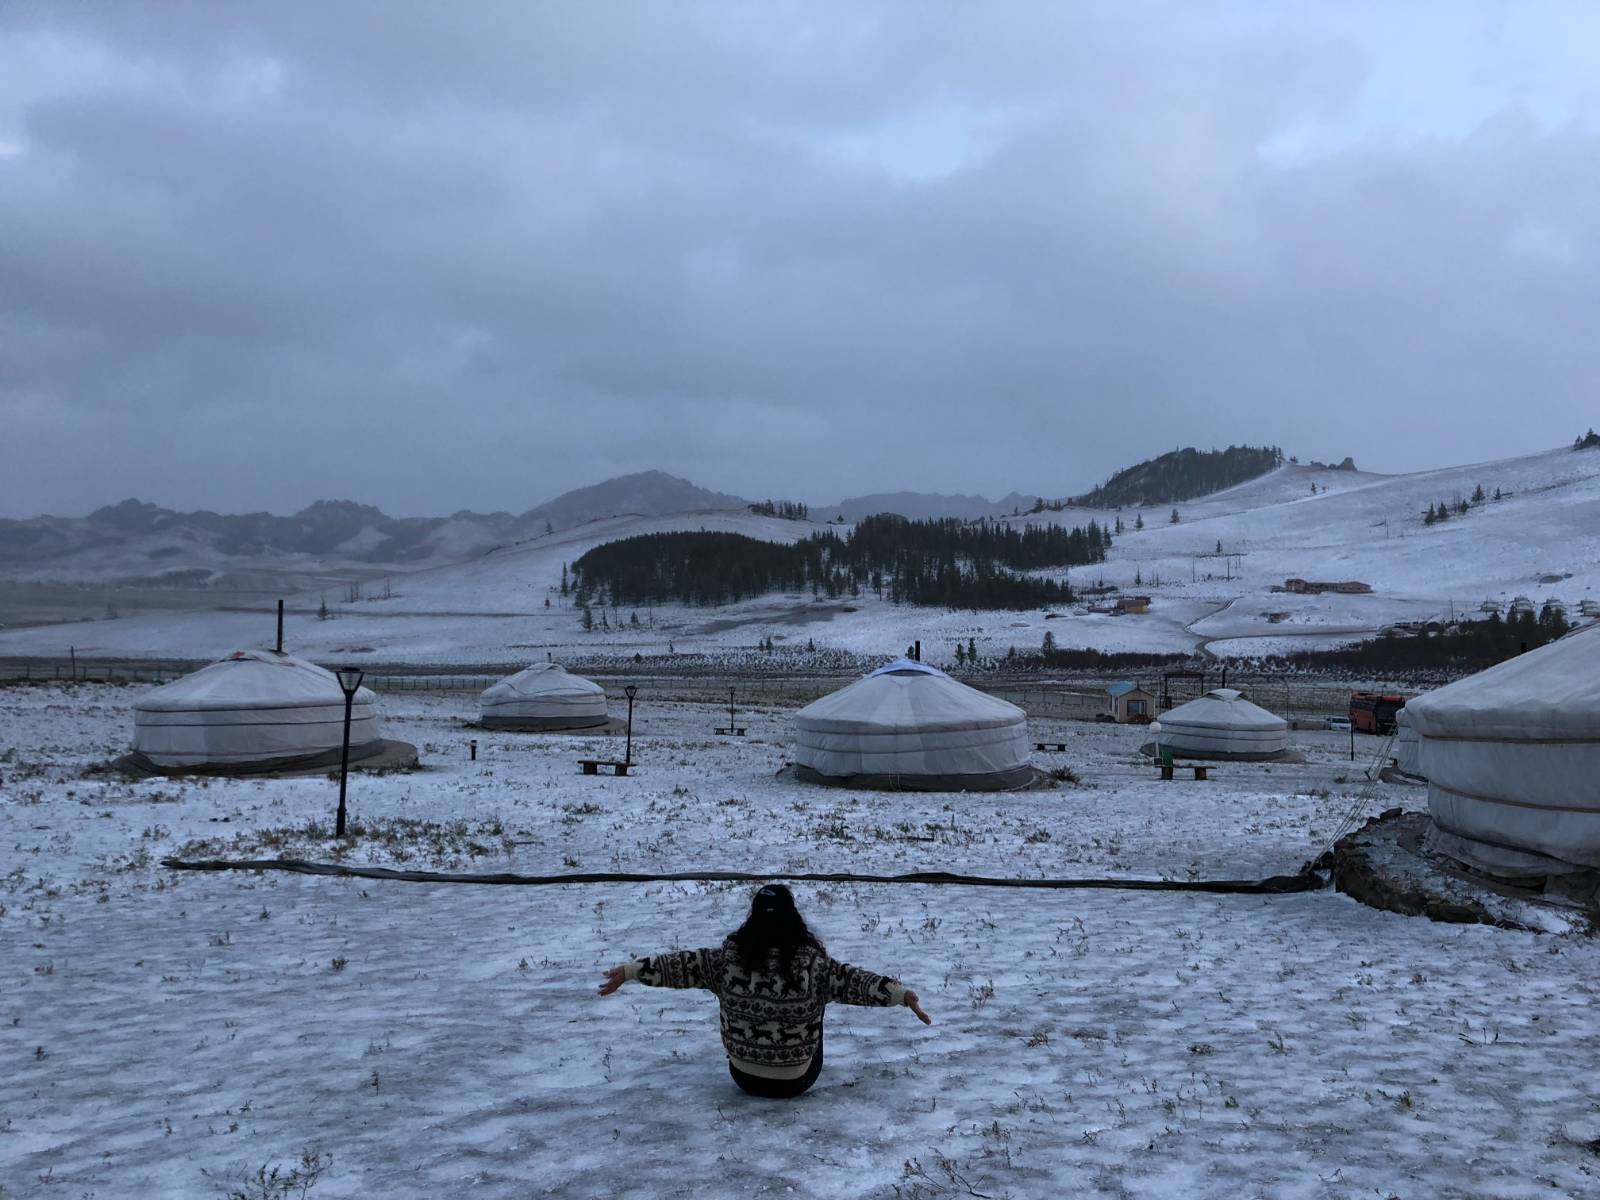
598,883,933,1099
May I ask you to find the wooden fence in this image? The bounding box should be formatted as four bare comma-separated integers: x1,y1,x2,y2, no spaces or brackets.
0,657,1357,721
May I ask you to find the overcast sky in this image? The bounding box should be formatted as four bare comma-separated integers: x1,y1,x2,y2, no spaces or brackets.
2,2,1597,518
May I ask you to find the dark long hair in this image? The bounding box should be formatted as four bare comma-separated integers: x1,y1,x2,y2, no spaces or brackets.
728,883,824,975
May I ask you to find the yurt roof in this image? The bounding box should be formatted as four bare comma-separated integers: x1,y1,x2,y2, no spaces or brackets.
1160,688,1287,731
797,660,1024,734
135,650,376,713
484,662,604,699
1407,626,1600,742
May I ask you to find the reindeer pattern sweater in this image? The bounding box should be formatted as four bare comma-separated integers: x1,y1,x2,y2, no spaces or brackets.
624,940,907,1079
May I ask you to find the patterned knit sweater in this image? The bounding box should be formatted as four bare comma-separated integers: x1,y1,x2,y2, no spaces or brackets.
625,939,907,1079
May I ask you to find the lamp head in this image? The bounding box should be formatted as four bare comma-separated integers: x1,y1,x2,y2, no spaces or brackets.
624,684,638,700
335,666,365,694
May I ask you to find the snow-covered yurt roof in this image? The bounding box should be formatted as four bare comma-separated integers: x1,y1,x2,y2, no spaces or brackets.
1154,688,1288,760
133,649,381,770
793,659,1033,790
1409,626,1600,874
479,663,608,730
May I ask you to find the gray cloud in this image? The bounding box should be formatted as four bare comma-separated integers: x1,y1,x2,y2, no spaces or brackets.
1,2,1597,517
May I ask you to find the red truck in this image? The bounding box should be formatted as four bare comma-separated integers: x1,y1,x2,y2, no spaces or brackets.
1349,691,1405,735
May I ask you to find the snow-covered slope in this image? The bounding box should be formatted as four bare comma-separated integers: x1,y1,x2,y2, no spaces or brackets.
994,447,1600,654
4,447,1597,667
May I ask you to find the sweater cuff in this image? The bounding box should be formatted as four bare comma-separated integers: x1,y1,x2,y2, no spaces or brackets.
623,960,644,982
886,982,907,1007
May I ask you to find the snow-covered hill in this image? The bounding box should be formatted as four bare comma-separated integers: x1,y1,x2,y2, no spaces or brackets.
518,470,750,533
1002,447,1600,656
3,446,1597,667
810,490,1037,523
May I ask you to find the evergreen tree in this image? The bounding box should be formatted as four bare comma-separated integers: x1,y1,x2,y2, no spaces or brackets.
1493,486,1503,500
1134,513,1144,531
1215,539,1222,554
1169,508,1180,524
1134,568,1142,586
1424,503,1437,525
1041,630,1056,657
967,636,977,664
1539,601,1569,637
1456,497,1469,515
1471,483,1486,503
560,563,569,595
954,643,966,667
581,603,593,631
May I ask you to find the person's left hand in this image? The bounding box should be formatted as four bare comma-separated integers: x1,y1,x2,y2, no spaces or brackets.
597,965,627,996
904,989,933,1025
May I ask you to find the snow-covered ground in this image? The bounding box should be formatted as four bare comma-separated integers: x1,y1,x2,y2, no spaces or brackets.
4,446,1598,670
4,683,1598,1198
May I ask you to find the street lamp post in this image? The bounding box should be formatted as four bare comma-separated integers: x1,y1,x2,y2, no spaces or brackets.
334,666,365,838
623,685,638,766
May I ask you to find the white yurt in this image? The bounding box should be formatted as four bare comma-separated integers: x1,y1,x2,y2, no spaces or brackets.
478,663,609,730
1393,706,1424,779
1409,626,1600,875
793,659,1033,790
1152,688,1288,760
133,649,381,771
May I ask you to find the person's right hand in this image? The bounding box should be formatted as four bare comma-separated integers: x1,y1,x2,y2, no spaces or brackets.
597,965,626,996
903,989,933,1025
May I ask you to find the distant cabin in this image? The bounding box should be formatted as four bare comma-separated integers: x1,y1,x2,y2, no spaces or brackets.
1280,578,1373,595
1115,595,1152,615
1105,682,1155,723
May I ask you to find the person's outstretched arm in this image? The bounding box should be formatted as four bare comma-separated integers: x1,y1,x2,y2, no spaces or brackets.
824,957,934,1025
598,947,725,997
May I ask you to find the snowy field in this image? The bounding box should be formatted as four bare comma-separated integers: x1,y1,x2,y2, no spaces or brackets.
5,683,1599,1198
5,446,1599,671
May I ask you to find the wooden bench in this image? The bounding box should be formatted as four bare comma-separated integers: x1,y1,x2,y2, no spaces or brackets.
1034,741,1069,752
1159,764,1209,781
714,726,747,737
578,759,632,776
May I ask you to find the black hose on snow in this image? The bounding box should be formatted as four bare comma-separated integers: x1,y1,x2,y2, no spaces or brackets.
161,857,1324,894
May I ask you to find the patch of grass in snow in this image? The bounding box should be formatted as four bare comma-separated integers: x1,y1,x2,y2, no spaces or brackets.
173,815,518,866
202,1147,330,1200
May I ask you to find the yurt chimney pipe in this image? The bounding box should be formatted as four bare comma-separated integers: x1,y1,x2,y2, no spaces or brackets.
914,640,921,662
276,599,284,654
